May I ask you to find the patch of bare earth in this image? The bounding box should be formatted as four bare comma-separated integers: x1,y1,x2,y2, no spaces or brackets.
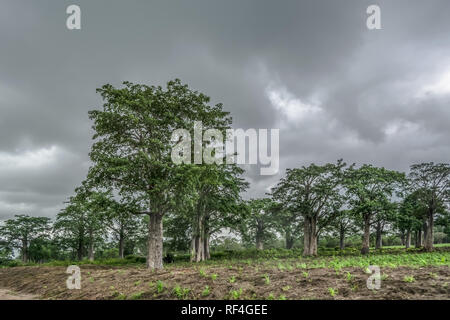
0,288,37,300
0,264,448,300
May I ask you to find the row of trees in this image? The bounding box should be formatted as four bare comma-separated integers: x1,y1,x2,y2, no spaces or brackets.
0,80,449,269
241,162,449,256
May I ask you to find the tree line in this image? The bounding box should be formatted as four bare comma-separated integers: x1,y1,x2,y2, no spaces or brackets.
0,80,449,269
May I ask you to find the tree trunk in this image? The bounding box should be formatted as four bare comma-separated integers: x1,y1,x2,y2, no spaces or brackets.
303,216,318,256
88,230,95,262
256,222,264,250
361,214,371,255
191,234,205,262
424,209,434,252
256,236,264,250
422,220,428,246
400,232,406,246
191,217,205,262
416,229,422,248
118,232,125,259
339,225,345,250
204,233,210,260
77,238,83,261
21,239,28,263
147,212,164,269
375,222,382,250
405,230,411,249
285,232,294,249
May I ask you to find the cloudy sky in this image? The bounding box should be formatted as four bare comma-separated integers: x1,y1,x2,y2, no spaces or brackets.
1,0,449,221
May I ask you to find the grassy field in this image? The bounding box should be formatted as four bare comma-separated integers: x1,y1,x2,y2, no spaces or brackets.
0,246,449,300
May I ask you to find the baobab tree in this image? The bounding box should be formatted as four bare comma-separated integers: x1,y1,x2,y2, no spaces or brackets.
409,162,450,251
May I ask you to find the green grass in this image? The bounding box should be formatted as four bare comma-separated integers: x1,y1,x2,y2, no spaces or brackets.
173,285,190,299
129,291,144,300
2,245,449,270
403,275,416,283
156,280,165,293
229,288,243,300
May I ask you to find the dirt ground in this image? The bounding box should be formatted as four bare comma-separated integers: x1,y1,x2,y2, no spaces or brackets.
0,288,37,300
0,264,448,300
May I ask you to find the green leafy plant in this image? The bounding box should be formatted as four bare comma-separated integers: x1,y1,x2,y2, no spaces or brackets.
202,285,210,297
130,292,144,300
263,274,270,285
230,288,243,300
156,280,165,293
116,293,127,300
173,285,190,299
346,272,352,281
328,287,337,297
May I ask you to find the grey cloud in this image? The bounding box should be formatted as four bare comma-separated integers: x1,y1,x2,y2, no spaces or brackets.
1,0,449,221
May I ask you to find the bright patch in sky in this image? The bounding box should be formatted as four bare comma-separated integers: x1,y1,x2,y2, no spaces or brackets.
420,69,450,96
0,146,59,170
266,86,321,122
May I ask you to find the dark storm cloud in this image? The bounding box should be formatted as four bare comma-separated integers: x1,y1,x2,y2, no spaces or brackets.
1,0,449,219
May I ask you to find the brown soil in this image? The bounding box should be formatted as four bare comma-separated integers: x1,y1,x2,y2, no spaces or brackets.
0,264,448,300
0,288,37,300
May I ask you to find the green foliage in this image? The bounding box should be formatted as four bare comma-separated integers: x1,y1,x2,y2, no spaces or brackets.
263,274,270,285
328,287,337,297
156,280,165,293
238,199,277,250
0,215,51,263
173,285,190,299
271,160,348,255
129,292,144,300
201,285,210,297
229,288,243,300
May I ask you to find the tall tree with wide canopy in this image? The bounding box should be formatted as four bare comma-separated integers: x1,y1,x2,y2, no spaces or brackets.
373,200,398,250
329,209,358,250
270,201,302,249
395,191,426,248
271,160,347,256
344,165,405,254
0,215,51,262
104,197,145,259
54,185,108,261
88,79,235,269
408,162,450,251
239,199,276,250
185,164,248,262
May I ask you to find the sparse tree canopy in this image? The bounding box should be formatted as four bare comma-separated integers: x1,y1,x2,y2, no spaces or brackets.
344,164,405,254
0,215,51,263
408,162,450,251
272,159,347,256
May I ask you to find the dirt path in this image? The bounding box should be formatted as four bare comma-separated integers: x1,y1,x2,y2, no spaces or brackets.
0,288,37,300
